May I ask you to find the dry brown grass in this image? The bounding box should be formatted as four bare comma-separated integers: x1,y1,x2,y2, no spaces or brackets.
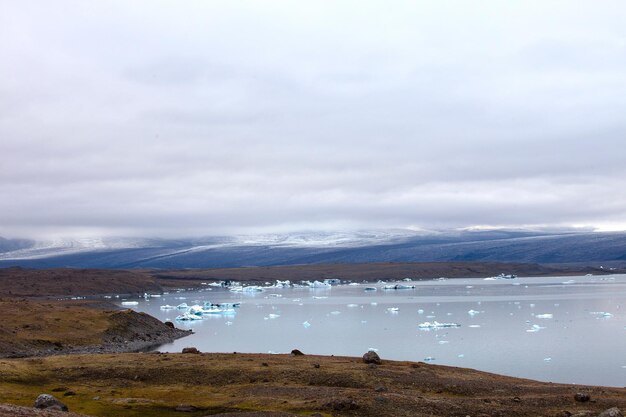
0,352,624,417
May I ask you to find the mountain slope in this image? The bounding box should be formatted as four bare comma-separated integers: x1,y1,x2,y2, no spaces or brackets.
0,230,625,268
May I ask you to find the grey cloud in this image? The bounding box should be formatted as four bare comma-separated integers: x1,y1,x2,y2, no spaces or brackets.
2,1,626,238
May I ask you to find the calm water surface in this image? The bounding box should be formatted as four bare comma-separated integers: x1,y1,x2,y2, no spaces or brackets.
127,274,626,387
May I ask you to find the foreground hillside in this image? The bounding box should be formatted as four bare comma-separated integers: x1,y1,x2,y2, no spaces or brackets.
0,352,624,417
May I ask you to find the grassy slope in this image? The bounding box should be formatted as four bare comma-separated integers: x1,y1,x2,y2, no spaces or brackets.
0,353,624,417
0,268,161,297
0,300,187,358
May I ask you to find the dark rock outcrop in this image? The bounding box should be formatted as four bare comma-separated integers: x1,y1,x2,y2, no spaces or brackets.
34,394,68,411
362,351,381,364
575,392,591,402
182,347,200,354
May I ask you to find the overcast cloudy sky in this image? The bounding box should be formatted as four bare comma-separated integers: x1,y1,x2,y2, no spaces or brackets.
1,1,626,238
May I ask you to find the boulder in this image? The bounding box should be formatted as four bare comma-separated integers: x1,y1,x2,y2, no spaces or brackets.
362,350,381,364
181,347,200,354
34,394,68,411
574,392,591,402
290,349,304,356
164,321,175,329
598,408,623,417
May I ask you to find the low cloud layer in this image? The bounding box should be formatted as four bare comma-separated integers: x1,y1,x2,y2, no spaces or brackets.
2,1,626,238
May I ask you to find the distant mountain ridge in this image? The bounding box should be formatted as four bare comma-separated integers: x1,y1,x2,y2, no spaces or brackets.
0,229,625,269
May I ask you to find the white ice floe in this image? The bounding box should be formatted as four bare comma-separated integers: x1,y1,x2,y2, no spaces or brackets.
121,301,139,306
330,311,341,315
526,324,546,333
424,356,436,361
438,340,449,344
312,296,328,300
302,321,311,328
175,312,203,321
347,303,359,308
267,313,280,319
590,311,613,318
382,284,415,290
468,324,481,328
467,309,480,316
418,321,461,330
176,303,189,309
562,280,576,284
417,309,424,314
535,313,553,319
304,280,332,288
544,357,552,362
387,307,399,313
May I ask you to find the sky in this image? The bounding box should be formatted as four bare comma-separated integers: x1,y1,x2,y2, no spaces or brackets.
1,1,626,239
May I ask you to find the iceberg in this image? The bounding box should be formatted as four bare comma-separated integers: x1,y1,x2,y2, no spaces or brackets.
382,284,415,290
121,301,138,306
417,321,461,330
175,312,203,321
306,280,332,288
159,304,176,310
526,324,546,333
176,303,189,309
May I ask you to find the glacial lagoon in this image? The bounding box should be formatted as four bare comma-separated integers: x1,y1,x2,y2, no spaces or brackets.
128,274,626,387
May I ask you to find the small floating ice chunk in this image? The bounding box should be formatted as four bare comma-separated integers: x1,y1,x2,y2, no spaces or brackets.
417,309,424,314
329,311,341,315
387,307,399,313
457,354,465,358
418,321,461,330
562,280,576,284
544,357,552,362
267,313,280,319
370,302,378,306
160,304,176,310
347,303,359,308
467,309,480,316
121,301,138,306
176,303,189,309
312,296,328,300
438,340,449,345
590,311,613,318
526,324,546,333
468,324,481,328
302,321,311,328
364,287,377,291
424,356,436,361
535,313,553,319
175,312,203,321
